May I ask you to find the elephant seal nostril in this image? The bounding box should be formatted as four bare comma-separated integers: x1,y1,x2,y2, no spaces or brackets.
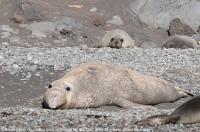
42,101,50,109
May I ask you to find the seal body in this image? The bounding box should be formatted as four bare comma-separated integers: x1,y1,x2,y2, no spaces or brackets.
96,29,135,48
162,35,197,49
135,95,200,124
43,63,192,109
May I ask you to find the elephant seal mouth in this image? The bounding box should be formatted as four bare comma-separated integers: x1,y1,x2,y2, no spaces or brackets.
42,101,66,110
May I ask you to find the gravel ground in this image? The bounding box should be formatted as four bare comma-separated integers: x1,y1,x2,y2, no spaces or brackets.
0,46,200,131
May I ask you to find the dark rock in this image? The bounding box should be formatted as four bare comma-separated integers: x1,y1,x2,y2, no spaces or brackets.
10,15,24,24
168,18,195,36
197,26,200,33
60,28,77,40
92,18,105,27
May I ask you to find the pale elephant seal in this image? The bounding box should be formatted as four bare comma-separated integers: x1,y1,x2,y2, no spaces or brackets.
95,29,135,48
161,35,198,49
42,63,192,109
135,95,200,124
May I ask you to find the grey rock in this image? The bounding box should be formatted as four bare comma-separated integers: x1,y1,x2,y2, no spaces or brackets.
129,0,200,29
0,25,19,34
54,17,82,31
28,22,55,33
12,0,45,23
168,18,195,36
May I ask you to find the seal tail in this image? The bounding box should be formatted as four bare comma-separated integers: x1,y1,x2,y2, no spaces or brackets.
175,86,194,97
134,114,180,125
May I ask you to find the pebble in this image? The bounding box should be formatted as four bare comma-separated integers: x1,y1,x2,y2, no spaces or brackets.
31,31,47,38
89,7,97,12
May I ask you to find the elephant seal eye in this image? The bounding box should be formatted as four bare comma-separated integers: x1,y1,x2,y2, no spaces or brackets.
65,87,71,91
48,84,52,88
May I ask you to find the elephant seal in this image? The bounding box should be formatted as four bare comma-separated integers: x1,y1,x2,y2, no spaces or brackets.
161,35,198,49
42,62,192,109
95,29,135,48
135,95,200,124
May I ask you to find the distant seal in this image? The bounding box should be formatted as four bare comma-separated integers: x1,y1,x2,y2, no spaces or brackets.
42,62,192,109
95,29,135,48
135,95,200,124
161,35,198,49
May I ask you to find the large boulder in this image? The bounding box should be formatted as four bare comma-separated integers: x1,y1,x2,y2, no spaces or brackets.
129,0,200,30
168,18,195,36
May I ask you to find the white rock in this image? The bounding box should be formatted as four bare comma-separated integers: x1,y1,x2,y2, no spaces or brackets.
0,25,19,34
89,7,97,12
107,16,124,26
31,31,47,38
1,32,10,38
1,42,9,46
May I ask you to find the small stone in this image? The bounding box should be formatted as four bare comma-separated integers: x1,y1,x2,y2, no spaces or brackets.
31,31,47,38
1,32,10,38
92,18,105,27
0,55,4,59
27,65,38,72
17,89,22,91
89,7,97,12
26,73,32,79
3,12,7,16
34,72,40,77
9,36,21,43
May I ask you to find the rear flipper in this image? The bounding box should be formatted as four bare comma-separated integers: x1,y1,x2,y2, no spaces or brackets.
175,86,194,97
134,114,180,125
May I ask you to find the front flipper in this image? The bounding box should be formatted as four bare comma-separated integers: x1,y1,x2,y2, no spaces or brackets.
115,98,156,109
134,114,180,125
175,86,194,97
